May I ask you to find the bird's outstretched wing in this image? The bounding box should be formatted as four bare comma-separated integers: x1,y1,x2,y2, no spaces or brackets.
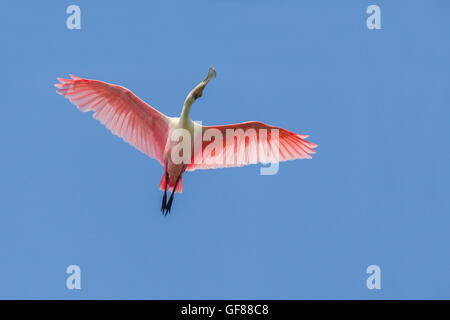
55,75,170,165
187,121,317,171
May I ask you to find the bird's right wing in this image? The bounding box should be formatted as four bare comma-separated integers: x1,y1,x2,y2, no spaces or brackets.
187,121,317,171
55,75,170,165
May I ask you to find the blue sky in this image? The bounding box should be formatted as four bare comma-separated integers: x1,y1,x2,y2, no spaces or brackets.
1,0,449,299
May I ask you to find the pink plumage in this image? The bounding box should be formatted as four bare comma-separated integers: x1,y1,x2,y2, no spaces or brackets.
55,75,169,165
187,122,316,171
55,68,317,215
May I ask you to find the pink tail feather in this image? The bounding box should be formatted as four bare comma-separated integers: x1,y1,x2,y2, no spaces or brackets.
159,174,183,193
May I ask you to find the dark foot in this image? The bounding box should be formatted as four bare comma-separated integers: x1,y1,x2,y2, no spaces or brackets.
161,192,167,213
165,194,175,215
163,173,182,215
161,171,169,215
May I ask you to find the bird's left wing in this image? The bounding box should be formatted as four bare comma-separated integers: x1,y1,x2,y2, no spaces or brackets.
55,75,170,165
186,121,317,171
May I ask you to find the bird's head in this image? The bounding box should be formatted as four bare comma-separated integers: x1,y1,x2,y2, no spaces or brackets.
191,66,216,100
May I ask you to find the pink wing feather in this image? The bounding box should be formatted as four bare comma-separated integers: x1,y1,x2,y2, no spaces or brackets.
187,121,317,171
55,75,170,165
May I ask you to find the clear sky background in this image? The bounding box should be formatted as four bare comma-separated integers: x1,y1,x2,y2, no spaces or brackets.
1,0,449,299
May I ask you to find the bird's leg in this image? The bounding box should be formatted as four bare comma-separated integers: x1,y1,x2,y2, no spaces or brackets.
165,174,182,215
161,171,169,214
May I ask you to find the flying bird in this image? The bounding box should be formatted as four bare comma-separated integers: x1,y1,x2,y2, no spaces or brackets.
55,67,317,215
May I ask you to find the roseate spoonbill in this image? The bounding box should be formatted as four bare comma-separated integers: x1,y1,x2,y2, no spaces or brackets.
55,67,317,215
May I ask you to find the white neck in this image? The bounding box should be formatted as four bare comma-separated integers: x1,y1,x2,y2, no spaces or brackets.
179,66,216,124
180,96,194,123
